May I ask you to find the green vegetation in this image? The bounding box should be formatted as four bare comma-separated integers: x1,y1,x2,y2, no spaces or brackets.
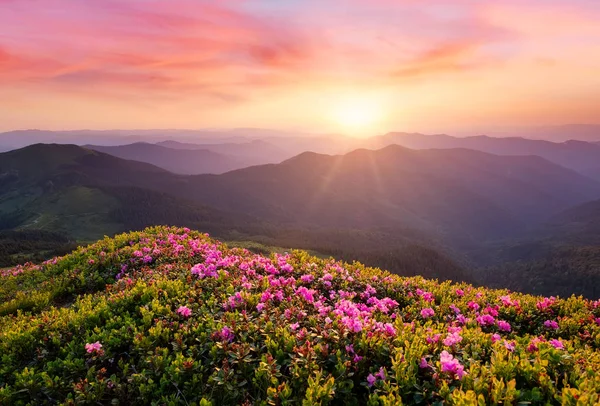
0,226,598,405
0,230,77,268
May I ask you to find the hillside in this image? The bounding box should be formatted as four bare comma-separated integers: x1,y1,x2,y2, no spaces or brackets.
0,144,255,240
479,246,600,298
85,143,248,175
174,145,600,243
0,145,471,283
0,226,598,404
3,144,600,295
371,133,600,181
542,199,600,244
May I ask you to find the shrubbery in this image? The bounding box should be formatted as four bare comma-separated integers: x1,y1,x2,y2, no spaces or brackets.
0,226,598,405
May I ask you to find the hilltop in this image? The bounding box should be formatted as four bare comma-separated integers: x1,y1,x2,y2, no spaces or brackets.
0,226,598,404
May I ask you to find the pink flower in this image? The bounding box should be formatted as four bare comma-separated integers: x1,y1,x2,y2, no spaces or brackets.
421,308,435,318
290,322,300,331
256,303,265,312
85,341,102,354
497,320,511,332
383,323,397,336
528,336,545,352
376,367,386,380
544,320,559,330
367,374,377,387
220,326,234,342
456,315,469,325
503,340,516,352
467,301,480,312
455,289,464,297
536,297,556,311
427,334,441,344
443,332,463,347
476,314,495,326
549,339,564,349
439,351,466,379
491,333,501,343
419,357,429,369
177,306,192,317
300,274,314,283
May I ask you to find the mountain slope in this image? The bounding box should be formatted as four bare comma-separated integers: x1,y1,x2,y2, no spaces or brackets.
169,145,600,244
0,144,254,239
0,226,598,405
0,144,472,283
372,132,600,180
538,198,600,245
85,142,248,174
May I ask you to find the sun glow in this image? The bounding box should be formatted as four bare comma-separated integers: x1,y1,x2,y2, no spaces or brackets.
330,98,383,134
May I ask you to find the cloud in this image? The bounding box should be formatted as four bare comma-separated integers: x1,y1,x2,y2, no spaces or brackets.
391,40,487,79
1,0,600,130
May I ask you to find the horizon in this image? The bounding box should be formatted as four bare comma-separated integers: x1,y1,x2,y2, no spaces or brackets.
2,0,600,134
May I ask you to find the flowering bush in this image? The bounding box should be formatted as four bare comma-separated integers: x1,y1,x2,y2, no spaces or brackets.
0,226,598,405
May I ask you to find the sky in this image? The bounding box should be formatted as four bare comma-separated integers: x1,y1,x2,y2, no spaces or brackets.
1,0,600,135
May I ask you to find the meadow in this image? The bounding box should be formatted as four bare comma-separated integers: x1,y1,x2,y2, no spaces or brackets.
0,226,598,405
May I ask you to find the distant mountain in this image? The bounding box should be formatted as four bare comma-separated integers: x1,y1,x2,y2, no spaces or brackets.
370,132,600,181
0,128,346,150
165,145,600,245
0,144,255,240
156,140,291,164
4,143,600,290
0,144,469,282
85,142,248,174
497,124,600,142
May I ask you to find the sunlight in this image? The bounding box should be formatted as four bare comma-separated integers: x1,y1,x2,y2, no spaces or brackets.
330,98,382,134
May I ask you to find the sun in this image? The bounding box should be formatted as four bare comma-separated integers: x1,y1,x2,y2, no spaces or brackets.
330,98,382,133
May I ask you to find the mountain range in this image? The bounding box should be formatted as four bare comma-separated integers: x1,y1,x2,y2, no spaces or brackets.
2,142,600,296
373,132,600,181
84,143,248,174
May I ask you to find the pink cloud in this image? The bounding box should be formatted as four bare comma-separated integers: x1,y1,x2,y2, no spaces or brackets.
1,0,599,129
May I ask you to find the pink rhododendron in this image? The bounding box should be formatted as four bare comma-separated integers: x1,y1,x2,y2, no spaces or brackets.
439,351,466,379
497,320,511,332
536,296,556,311
85,341,102,354
476,314,495,326
177,306,192,317
421,308,435,318
504,340,516,352
427,334,441,344
220,326,234,342
467,301,480,311
549,339,564,349
528,336,545,352
443,332,463,346
544,320,559,330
